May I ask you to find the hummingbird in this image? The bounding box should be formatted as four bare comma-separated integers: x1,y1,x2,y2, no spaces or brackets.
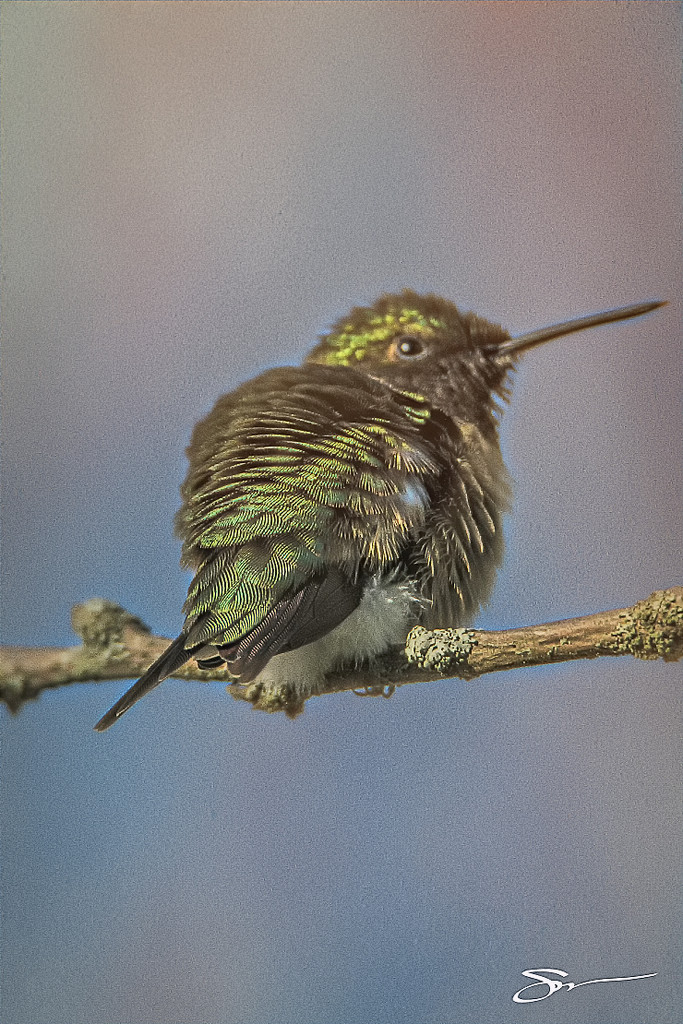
95,291,664,730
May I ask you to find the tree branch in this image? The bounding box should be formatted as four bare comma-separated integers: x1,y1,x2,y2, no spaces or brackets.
1,589,681,715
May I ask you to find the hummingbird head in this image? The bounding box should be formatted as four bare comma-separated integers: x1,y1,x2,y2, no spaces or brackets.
306,289,665,434
306,290,521,433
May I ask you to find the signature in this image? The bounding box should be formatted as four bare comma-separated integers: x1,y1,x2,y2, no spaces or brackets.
512,968,657,1003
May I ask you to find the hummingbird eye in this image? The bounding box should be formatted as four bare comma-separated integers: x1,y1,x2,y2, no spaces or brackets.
394,335,425,359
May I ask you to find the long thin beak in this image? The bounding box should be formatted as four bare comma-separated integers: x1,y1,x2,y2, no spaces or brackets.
493,299,667,357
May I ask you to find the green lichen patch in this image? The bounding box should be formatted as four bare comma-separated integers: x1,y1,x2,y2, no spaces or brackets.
611,589,683,662
71,599,150,651
405,625,477,675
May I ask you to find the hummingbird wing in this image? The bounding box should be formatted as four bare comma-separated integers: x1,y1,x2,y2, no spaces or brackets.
95,365,441,729
215,565,363,682
177,365,441,651
93,569,361,732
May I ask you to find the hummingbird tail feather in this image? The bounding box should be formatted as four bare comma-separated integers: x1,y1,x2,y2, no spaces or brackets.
94,634,193,732
220,570,363,683
276,569,363,651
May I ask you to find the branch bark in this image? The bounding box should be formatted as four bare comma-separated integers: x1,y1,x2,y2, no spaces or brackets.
1,588,681,715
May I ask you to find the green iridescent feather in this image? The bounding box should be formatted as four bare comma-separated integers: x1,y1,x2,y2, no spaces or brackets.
175,366,443,648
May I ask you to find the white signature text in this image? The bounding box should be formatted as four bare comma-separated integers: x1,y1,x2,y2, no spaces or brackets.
512,968,657,1003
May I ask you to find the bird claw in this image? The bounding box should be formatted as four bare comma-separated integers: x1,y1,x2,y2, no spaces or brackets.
352,684,396,699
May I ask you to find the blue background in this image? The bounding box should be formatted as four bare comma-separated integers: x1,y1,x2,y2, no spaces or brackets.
2,3,681,1022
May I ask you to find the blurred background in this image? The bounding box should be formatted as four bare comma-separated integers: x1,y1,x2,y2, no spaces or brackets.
1,3,681,1022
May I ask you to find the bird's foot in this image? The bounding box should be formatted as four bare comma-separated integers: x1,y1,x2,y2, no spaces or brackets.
352,684,396,699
